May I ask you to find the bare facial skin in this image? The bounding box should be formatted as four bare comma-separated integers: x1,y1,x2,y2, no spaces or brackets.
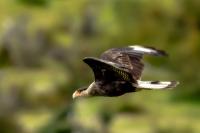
72,91,81,99
72,89,89,99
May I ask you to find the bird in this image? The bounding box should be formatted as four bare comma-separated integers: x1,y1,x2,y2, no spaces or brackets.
72,45,179,99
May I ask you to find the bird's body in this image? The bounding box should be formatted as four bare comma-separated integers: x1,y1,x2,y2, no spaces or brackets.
87,81,137,97
72,45,179,99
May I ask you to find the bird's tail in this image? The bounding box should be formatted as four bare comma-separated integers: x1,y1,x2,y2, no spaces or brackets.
136,80,179,90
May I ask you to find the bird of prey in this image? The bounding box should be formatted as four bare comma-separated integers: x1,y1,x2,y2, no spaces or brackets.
72,45,179,99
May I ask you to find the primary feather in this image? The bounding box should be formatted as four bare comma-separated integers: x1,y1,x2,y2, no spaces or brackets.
100,45,167,80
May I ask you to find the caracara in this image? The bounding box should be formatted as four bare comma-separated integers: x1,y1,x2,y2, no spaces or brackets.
72,45,179,99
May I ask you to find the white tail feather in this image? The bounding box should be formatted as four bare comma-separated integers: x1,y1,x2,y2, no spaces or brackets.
136,80,179,90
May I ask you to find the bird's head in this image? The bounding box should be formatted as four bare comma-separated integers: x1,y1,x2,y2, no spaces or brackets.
72,82,98,99
72,87,88,99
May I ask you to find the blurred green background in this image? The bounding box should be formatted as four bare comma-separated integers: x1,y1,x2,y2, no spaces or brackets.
0,0,200,133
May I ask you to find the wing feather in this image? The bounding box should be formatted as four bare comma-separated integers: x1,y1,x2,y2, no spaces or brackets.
100,45,167,80
83,57,134,82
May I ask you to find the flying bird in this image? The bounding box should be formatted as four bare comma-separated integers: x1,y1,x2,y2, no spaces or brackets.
72,45,179,99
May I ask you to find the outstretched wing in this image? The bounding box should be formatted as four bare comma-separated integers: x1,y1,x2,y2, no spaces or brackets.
83,57,134,82
100,45,167,80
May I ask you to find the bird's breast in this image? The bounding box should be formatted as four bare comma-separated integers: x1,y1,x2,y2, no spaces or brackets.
94,81,136,97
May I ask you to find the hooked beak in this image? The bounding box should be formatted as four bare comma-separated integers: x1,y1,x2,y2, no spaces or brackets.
72,91,83,99
72,91,78,99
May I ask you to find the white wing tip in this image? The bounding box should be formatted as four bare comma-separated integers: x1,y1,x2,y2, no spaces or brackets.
129,45,143,49
129,45,154,54
128,45,168,56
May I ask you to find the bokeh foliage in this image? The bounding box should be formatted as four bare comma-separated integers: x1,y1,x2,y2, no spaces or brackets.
0,0,200,133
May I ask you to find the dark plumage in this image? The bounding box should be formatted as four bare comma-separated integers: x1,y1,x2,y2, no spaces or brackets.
72,45,179,99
